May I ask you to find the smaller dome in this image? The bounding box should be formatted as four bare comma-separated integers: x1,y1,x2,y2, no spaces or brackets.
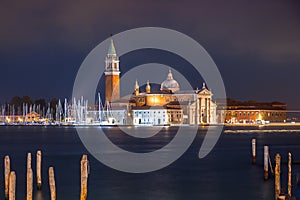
160,69,180,93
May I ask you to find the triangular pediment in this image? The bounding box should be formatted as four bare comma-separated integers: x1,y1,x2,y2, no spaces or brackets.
26,111,40,117
198,88,211,95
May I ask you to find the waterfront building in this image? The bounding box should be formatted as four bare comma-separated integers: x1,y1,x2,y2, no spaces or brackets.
217,99,287,123
132,106,183,126
1,115,23,124
1,111,40,124
85,108,128,125
25,111,40,122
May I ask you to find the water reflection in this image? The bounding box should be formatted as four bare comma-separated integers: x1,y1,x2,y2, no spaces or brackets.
35,190,43,200
225,129,300,134
262,180,273,199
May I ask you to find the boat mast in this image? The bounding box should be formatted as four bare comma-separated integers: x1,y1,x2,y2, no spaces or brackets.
58,99,62,124
98,93,105,122
85,100,88,124
25,103,28,124
64,98,67,123
12,105,15,124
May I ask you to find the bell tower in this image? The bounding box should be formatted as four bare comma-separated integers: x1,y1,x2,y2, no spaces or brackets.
134,80,139,96
105,38,120,102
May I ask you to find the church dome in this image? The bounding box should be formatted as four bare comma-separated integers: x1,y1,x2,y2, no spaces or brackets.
160,69,180,93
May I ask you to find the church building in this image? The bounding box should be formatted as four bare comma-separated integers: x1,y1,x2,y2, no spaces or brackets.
104,39,217,125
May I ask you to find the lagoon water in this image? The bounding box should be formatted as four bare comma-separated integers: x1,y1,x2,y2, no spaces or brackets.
0,125,300,199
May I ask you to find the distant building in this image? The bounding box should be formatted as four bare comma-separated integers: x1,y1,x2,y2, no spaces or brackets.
1,111,41,124
108,106,128,125
26,111,40,122
132,107,182,126
1,115,23,124
217,99,287,123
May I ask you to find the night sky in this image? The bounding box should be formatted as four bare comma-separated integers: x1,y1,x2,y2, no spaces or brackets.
1,0,300,109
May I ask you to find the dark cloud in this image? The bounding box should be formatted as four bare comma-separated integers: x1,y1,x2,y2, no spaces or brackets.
2,0,300,62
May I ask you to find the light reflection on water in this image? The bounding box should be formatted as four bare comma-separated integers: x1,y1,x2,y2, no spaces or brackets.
225,129,300,133
35,190,43,200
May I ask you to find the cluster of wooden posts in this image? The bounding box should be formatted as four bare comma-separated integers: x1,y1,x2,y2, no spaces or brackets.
251,138,296,200
4,151,90,200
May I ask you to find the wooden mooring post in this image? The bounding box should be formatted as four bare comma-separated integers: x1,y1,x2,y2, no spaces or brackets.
27,168,33,200
252,138,256,164
27,152,33,200
4,155,11,199
80,154,89,200
49,167,56,200
275,154,281,200
27,152,31,169
37,150,42,190
288,152,292,197
264,146,269,180
8,171,16,200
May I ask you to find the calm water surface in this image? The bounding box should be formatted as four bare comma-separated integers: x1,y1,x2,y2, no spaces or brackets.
0,125,300,200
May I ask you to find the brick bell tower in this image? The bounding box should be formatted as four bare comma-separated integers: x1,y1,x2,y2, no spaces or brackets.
105,38,120,102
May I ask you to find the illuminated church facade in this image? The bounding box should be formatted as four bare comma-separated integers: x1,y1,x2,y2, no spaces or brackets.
104,39,217,125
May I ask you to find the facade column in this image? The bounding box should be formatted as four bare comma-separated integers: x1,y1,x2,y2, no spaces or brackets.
208,98,211,123
198,97,201,124
195,96,199,124
204,98,206,123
